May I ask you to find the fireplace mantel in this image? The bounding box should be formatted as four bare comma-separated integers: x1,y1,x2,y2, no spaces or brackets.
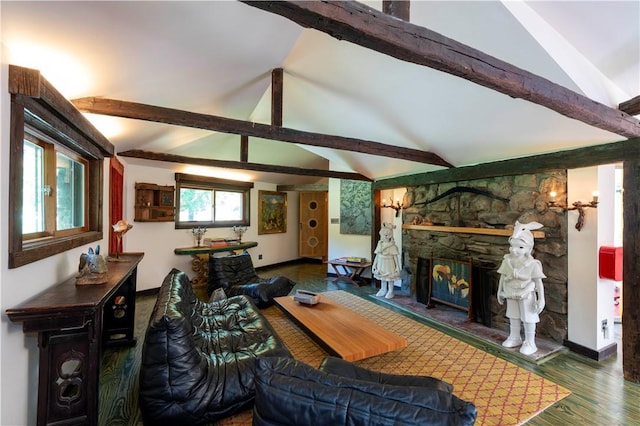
402,224,545,238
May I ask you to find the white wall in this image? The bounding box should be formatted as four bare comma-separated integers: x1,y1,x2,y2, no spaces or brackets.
567,165,617,351
327,178,371,269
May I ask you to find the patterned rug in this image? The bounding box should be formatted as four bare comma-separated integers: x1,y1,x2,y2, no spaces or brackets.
220,290,571,426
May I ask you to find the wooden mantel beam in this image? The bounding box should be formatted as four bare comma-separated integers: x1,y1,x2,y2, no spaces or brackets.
71,97,453,167
118,149,372,181
241,1,640,139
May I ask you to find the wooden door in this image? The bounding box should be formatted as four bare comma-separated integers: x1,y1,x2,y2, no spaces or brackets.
299,191,328,259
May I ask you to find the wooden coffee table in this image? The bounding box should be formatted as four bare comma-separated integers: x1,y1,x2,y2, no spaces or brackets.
274,294,407,361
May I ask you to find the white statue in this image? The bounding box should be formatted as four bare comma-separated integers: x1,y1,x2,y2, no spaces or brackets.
372,222,401,299
497,221,546,355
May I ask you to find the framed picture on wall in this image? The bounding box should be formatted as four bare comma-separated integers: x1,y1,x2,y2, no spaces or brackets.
258,190,287,234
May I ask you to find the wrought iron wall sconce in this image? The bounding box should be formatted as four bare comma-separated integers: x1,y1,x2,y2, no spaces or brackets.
381,199,404,217
548,191,599,231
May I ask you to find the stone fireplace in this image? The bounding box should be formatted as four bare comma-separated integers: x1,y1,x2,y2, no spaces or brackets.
401,172,569,343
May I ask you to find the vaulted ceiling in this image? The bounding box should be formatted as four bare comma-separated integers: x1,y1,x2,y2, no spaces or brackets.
2,1,638,185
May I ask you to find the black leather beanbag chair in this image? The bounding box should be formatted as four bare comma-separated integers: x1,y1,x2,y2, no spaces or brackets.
139,269,291,425
253,357,477,426
208,252,295,307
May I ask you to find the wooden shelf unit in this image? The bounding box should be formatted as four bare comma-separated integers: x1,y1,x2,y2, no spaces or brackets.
134,182,175,222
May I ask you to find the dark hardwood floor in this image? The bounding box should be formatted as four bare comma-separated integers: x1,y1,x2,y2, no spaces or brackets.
100,261,640,425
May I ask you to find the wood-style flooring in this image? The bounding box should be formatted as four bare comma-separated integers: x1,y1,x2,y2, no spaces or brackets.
100,261,640,425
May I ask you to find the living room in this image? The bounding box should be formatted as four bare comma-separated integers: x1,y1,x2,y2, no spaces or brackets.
2,1,640,425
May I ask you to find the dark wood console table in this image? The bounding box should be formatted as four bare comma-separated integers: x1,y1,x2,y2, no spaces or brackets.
6,252,144,426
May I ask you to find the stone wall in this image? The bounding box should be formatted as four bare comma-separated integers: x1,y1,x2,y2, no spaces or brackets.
401,171,568,343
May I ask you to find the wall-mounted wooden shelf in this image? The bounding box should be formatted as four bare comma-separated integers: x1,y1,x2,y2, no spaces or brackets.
402,224,545,238
134,183,175,222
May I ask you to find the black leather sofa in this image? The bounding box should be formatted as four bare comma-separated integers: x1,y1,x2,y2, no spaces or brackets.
139,268,291,425
253,357,478,425
208,252,295,307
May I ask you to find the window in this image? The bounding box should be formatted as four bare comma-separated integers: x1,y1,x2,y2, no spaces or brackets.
175,173,252,229
9,65,113,268
22,134,88,241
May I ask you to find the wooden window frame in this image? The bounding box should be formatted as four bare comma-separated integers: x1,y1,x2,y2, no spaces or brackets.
174,173,253,229
8,65,114,268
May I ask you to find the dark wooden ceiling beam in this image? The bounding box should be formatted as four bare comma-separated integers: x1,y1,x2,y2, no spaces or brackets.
118,149,372,181
71,97,452,167
383,0,409,21
272,67,283,126
240,135,249,162
620,95,640,117
241,1,640,139
373,137,640,189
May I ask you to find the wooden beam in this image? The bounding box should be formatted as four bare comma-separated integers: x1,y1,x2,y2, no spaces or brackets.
623,158,640,383
72,97,452,167
240,135,249,162
118,149,372,181
373,137,640,189
277,183,329,192
241,1,640,139
383,0,409,21
620,95,640,117
272,68,283,126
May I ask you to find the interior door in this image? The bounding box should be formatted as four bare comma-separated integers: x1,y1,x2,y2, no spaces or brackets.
299,191,327,259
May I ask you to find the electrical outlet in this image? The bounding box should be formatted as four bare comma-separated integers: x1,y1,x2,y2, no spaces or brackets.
258,254,263,260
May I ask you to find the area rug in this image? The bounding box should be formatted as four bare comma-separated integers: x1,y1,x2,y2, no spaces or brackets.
220,290,571,426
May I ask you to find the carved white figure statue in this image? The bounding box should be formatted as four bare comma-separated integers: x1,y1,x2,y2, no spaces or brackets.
372,222,401,299
497,220,546,355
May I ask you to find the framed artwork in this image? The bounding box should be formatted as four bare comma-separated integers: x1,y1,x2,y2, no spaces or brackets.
428,255,473,320
258,190,287,234
339,180,372,235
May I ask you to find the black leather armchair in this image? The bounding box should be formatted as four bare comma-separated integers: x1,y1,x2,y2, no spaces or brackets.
208,252,295,307
139,268,291,425
253,357,477,426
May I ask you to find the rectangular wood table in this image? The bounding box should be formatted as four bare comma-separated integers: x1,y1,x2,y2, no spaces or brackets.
274,294,407,361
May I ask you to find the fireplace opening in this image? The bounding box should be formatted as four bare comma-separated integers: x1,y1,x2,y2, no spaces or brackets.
415,257,496,327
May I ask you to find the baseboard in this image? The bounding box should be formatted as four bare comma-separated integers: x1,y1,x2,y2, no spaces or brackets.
256,257,323,271
563,339,617,361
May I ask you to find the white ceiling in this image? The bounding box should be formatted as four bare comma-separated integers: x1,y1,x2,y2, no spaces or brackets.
2,1,638,185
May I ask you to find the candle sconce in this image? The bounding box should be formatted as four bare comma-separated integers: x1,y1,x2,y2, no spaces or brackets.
381,199,404,217
548,191,599,232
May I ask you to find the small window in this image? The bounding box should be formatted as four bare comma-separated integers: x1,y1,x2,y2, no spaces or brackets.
175,173,253,229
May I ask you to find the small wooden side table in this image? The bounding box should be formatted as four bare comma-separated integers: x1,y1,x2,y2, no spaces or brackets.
328,258,372,287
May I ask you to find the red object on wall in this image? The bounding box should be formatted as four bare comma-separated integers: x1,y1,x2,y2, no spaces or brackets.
599,246,623,281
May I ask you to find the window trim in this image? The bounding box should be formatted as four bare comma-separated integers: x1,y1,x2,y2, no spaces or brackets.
175,173,253,229
8,65,114,268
